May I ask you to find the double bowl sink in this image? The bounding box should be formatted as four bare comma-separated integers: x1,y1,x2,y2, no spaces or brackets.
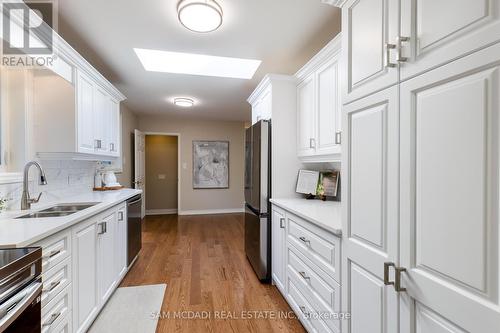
16,202,100,219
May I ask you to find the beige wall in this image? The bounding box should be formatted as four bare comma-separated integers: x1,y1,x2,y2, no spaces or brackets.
138,116,245,213
116,104,138,187
145,135,178,211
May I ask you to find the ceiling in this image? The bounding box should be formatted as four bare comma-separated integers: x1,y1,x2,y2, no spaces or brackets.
56,0,341,121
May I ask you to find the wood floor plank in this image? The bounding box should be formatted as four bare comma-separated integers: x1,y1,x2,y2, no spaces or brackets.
120,213,306,333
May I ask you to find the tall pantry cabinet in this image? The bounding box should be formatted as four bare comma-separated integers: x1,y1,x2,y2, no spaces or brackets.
332,0,500,332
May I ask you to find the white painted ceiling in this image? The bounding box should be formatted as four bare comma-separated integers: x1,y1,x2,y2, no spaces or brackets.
57,0,340,121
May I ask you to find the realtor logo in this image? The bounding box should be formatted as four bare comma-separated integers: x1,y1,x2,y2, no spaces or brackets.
2,0,56,55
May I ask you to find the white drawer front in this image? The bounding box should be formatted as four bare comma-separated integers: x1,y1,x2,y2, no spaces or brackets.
287,214,340,282
41,257,72,308
35,230,72,273
288,245,337,310
287,278,331,333
43,311,72,333
42,284,72,332
288,250,341,333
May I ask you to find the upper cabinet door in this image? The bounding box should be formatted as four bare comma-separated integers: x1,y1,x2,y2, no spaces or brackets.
316,58,341,157
76,72,95,154
107,98,120,156
297,74,316,157
93,86,109,155
342,0,400,104
400,0,500,81
399,43,500,333
341,85,400,333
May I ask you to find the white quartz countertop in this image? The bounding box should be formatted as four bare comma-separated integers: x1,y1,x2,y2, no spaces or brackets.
270,198,342,236
0,188,142,248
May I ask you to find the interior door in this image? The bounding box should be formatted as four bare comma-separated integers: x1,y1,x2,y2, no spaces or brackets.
399,43,500,333
400,0,500,81
341,85,400,333
134,129,146,218
341,0,400,104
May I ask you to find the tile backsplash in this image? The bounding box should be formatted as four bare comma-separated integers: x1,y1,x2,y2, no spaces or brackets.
0,160,101,211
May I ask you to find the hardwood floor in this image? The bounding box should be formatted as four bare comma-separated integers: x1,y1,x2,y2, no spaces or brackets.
120,213,306,333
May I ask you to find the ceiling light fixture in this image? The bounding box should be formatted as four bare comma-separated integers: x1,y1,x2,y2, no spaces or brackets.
134,48,261,79
177,0,223,33
174,97,194,107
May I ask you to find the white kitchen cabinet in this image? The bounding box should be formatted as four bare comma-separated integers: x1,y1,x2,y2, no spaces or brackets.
72,217,99,333
97,212,117,306
341,85,400,333
341,0,400,104
76,71,95,155
108,98,121,157
92,85,110,155
296,35,342,162
400,0,500,81
297,74,316,157
251,87,272,124
115,205,128,279
398,43,500,333
271,206,287,294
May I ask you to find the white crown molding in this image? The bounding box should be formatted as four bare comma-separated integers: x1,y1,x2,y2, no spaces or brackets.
321,0,348,7
146,209,178,215
178,208,244,216
247,74,296,105
295,33,342,82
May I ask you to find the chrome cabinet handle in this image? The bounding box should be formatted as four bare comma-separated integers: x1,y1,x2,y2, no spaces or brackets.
97,222,105,235
94,139,102,149
335,131,342,145
118,211,124,221
309,138,316,149
43,249,61,260
395,267,407,292
299,271,310,280
384,262,395,286
42,312,61,327
279,218,285,229
299,236,310,244
109,143,115,151
385,43,397,68
42,280,61,293
397,36,410,62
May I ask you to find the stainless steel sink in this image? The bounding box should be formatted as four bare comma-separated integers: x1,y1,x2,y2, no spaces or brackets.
39,203,99,213
16,202,100,219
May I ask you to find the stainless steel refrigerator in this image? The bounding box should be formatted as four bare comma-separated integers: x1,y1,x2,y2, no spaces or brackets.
244,120,271,281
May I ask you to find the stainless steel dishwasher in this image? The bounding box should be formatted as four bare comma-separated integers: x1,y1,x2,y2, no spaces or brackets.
127,194,143,267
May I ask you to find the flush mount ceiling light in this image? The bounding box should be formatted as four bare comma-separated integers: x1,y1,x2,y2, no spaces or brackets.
177,0,223,33
174,97,194,107
134,48,261,79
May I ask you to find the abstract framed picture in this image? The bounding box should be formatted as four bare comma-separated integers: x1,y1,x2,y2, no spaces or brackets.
192,141,229,189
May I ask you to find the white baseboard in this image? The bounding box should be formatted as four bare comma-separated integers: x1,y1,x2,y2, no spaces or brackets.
178,208,244,216
145,209,178,215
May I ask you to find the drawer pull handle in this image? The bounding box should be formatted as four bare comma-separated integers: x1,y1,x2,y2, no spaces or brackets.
279,218,285,229
42,280,61,293
299,306,310,317
299,236,310,245
299,271,310,280
43,250,61,260
43,312,61,327
118,211,124,221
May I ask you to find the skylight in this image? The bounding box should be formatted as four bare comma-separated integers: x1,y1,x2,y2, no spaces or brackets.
134,48,262,79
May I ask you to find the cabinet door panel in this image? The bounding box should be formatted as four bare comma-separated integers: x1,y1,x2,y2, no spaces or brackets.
98,213,117,306
73,220,98,333
342,0,400,104
93,87,109,154
342,85,399,333
400,43,500,333
297,75,316,156
76,72,95,154
401,0,500,81
316,59,341,156
271,207,286,294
